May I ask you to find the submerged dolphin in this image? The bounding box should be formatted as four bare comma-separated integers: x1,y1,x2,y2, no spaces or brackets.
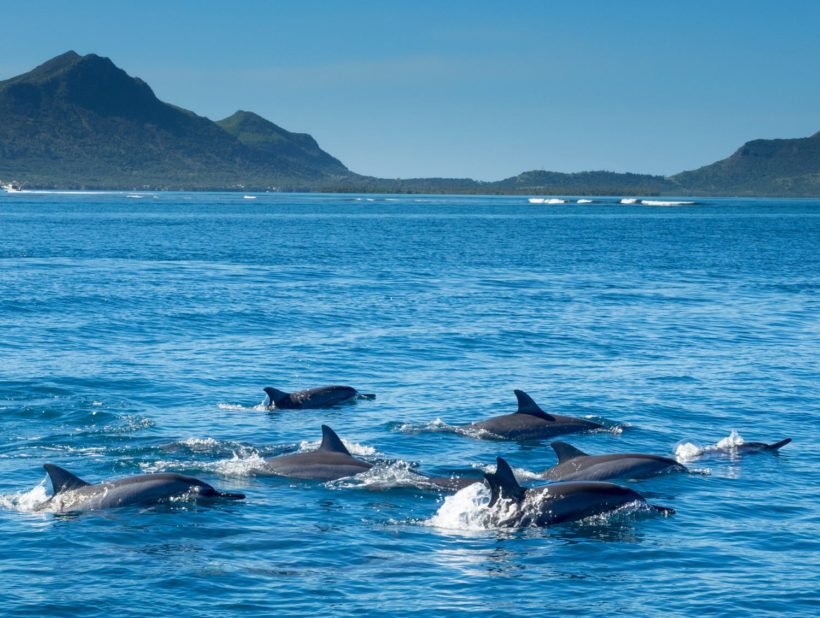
258,425,373,480
39,464,244,513
466,390,603,440
483,457,674,527
541,441,688,481
263,385,375,409
720,438,792,454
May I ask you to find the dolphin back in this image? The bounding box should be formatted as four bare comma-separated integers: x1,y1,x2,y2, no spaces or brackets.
484,457,525,507
319,425,352,455
44,464,91,495
551,441,589,463
513,390,555,421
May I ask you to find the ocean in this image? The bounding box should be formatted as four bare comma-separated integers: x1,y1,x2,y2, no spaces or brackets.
1,192,818,616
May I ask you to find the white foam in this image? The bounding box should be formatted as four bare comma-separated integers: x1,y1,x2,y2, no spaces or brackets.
297,438,376,457
620,198,639,204
576,199,593,204
715,428,745,449
675,429,746,462
179,437,221,450
641,200,695,206
425,482,497,530
528,198,545,204
243,195,257,200
217,402,267,412
210,451,269,477
0,482,49,513
330,461,431,491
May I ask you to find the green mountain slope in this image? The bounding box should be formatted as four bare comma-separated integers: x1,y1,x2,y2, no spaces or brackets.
0,51,350,189
671,132,820,196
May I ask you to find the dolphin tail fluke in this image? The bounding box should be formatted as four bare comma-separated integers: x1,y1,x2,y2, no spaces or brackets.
263,387,289,407
357,393,376,400
319,425,352,456
43,464,91,495
513,390,555,421
484,457,525,507
765,438,792,451
551,441,589,463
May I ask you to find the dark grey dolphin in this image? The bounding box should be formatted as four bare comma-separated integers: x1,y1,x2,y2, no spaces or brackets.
258,425,373,481
721,438,792,454
466,390,603,440
483,457,674,527
541,441,688,481
40,464,244,513
263,385,375,409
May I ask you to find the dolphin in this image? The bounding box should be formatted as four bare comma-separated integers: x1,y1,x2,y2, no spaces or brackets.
541,441,688,481
258,425,373,481
721,438,792,454
256,425,481,489
263,385,375,409
39,464,244,513
483,457,674,527
466,390,603,440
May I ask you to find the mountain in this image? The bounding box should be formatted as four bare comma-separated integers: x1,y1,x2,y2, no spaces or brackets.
671,132,820,196
1,52,818,195
0,51,350,190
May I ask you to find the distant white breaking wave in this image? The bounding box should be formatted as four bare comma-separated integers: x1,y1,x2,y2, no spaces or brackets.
619,198,696,206
528,198,566,204
641,200,695,206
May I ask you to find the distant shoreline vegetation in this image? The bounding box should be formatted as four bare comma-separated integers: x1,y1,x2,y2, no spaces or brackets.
2,52,819,197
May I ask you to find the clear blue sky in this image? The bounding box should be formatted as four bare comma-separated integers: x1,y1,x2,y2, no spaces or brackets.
1,0,818,180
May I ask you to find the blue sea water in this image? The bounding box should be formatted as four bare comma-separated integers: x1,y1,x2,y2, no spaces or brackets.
1,192,818,616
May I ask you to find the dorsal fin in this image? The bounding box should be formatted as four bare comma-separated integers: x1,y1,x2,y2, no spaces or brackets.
319,425,351,455
263,387,289,407
43,464,91,495
513,389,555,421
484,457,525,507
551,441,589,463
765,438,792,451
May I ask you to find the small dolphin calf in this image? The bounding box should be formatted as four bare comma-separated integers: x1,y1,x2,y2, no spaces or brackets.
466,390,603,440
541,441,688,481
263,385,375,409
258,425,373,481
40,464,244,513
483,457,674,527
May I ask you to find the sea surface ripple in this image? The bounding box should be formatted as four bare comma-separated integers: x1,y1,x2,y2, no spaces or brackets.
1,192,818,616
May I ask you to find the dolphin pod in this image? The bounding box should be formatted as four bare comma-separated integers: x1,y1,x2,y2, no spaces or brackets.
541,441,689,481
263,385,375,410
483,457,674,527
466,390,603,440
27,383,793,528
39,464,244,513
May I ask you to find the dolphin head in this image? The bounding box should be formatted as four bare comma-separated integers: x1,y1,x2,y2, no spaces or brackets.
188,478,245,500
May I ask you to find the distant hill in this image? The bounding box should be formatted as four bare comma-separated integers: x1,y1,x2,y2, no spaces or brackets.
671,132,820,196
0,51,350,190
1,51,818,195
